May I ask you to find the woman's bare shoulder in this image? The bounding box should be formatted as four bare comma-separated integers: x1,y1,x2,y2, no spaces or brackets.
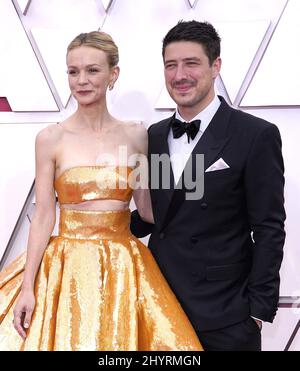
35,123,63,148
123,121,147,138
120,121,148,154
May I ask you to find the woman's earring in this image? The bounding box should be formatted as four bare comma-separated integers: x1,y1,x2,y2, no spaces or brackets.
109,83,114,90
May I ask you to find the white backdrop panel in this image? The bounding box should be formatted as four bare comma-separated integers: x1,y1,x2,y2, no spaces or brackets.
0,0,58,111
16,0,30,14
262,308,300,351
25,0,105,29
0,123,53,258
189,0,287,22
188,0,198,7
216,20,270,103
31,28,84,107
245,108,300,295
100,0,113,12
102,0,192,124
242,0,300,106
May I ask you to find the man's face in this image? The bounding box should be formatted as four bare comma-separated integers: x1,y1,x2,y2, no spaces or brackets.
164,41,221,112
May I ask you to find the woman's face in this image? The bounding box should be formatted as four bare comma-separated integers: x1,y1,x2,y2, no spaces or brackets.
67,45,119,106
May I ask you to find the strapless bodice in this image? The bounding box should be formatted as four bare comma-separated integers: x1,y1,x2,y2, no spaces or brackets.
0,164,203,351
54,166,133,204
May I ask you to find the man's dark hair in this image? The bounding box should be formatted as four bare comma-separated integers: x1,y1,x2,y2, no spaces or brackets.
162,20,221,65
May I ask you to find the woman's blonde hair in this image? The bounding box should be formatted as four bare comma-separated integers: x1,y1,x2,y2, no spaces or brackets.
67,31,119,67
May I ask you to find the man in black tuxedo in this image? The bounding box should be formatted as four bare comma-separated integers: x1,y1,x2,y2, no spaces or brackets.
131,21,285,351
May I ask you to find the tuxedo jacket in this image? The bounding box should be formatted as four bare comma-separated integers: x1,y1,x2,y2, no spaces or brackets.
131,96,285,332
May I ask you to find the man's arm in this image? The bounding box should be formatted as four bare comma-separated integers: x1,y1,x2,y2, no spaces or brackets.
245,123,286,322
130,209,154,238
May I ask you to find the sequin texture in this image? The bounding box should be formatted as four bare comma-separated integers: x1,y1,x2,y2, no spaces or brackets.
0,166,202,350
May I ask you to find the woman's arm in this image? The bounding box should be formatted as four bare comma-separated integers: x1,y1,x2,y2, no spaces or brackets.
13,125,58,339
130,123,154,224
21,126,57,290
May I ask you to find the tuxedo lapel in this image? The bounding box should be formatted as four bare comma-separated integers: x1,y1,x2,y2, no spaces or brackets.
160,98,233,232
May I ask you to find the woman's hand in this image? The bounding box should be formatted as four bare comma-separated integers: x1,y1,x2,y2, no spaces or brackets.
13,289,36,340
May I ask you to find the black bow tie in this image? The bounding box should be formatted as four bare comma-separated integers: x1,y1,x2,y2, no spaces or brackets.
171,116,201,143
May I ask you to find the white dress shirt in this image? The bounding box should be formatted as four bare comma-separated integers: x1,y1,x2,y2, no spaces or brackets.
168,95,221,184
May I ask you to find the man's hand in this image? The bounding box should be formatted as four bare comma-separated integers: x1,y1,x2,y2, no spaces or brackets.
254,319,262,330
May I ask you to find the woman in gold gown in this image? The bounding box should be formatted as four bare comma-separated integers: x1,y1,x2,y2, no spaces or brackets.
0,31,202,351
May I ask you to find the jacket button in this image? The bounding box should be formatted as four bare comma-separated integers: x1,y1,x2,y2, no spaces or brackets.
191,237,198,244
159,232,165,239
200,202,208,209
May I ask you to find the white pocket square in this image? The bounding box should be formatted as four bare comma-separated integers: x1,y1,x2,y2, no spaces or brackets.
205,158,230,172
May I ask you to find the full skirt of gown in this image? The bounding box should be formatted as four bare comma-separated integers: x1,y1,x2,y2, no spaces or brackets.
0,208,202,351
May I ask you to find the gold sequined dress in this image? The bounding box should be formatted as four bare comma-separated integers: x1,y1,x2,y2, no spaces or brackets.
0,166,202,351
